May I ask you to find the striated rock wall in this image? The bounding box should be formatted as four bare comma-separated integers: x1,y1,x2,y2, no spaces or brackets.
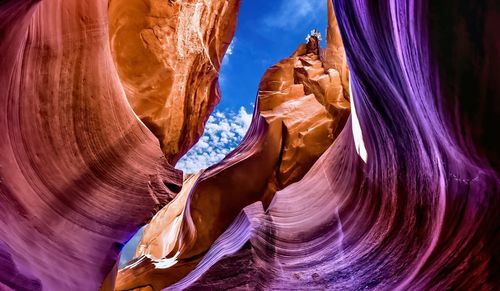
108,0,240,163
1,0,498,290
117,0,499,290
0,0,234,289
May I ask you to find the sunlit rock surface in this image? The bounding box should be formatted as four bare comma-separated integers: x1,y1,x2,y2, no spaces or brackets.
115,3,351,290
1,0,498,290
109,0,240,163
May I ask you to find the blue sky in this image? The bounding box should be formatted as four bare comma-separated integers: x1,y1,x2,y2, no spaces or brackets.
219,0,328,110
176,0,328,173
122,0,329,266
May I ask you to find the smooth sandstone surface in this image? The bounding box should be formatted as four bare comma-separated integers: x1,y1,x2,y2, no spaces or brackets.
1,0,498,290
108,0,240,163
1,0,238,289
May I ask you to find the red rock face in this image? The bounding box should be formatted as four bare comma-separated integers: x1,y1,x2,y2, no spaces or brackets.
108,0,240,163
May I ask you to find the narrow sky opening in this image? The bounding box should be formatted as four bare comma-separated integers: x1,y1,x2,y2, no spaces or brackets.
120,0,328,267
122,0,328,267
176,0,328,174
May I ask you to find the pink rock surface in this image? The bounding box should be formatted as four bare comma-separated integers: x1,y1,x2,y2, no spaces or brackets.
0,1,182,290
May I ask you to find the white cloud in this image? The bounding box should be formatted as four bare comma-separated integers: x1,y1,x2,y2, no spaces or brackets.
263,0,326,29
176,106,253,174
222,38,236,65
226,39,235,56
220,38,236,85
120,106,252,267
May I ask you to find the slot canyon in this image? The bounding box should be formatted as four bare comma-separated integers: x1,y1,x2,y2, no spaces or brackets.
0,0,498,290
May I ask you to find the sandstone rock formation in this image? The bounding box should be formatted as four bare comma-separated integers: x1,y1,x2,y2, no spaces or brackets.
115,3,351,289
0,0,233,290
1,0,499,290
108,0,240,163
322,0,349,96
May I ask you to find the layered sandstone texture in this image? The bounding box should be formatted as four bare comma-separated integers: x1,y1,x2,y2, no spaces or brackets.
0,0,235,290
1,0,498,290
109,0,239,163
115,2,351,290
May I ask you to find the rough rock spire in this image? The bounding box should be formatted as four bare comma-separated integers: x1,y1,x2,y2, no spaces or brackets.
323,0,349,97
